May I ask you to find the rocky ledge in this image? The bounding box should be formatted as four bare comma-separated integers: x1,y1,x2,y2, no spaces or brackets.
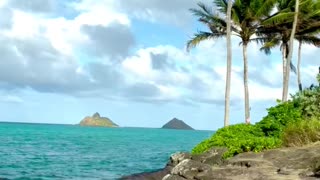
121,143,320,180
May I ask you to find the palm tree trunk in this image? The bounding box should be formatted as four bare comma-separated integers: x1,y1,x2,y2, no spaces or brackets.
297,40,302,91
243,43,250,124
224,0,232,127
284,0,299,101
282,44,287,102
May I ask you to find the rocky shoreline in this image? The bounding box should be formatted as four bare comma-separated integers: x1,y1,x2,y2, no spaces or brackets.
121,143,320,180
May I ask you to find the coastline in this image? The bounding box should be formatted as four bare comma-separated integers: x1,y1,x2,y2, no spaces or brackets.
120,167,171,180
121,143,320,180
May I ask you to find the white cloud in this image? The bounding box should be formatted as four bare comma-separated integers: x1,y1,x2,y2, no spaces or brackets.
72,0,130,26
0,0,319,107
6,10,41,38
0,0,8,8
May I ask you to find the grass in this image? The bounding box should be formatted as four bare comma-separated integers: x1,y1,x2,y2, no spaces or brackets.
282,119,320,147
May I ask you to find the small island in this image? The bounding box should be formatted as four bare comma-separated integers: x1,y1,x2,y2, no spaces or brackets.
79,112,118,127
162,118,194,130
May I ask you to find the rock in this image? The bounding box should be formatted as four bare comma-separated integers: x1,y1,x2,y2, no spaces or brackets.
161,143,320,180
171,159,213,179
168,152,192,166
192,147,227,165
312,159,320,177
79,112,118,127
162,174,187,180
120,166,171,180
162,118,194,130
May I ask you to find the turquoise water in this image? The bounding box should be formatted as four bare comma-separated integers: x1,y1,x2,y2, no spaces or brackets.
0,122,213,179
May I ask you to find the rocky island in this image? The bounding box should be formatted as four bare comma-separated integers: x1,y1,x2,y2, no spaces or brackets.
162,118,194,130
79,112,118,127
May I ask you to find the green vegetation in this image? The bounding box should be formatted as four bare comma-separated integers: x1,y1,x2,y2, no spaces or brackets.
282,119,320,147
292,87,320,118
256,100,302,138
192,124,281,158
192,74,320,158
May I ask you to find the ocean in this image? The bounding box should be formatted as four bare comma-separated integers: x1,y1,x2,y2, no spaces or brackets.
0,122,213,179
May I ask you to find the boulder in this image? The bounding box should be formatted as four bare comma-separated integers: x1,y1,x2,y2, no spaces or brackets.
168,152,192,166
171,159,213,179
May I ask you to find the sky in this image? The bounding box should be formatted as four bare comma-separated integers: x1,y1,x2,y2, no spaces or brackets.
0,0,319,130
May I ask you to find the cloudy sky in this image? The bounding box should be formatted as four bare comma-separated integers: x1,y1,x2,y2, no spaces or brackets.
0,0,319,130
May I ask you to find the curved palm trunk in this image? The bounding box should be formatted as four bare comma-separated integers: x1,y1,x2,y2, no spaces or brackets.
224,0,233,127
284,0,299,101
243,43,250,124
297,40,302,91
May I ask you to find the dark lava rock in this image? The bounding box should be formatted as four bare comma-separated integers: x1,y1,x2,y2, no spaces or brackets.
120,166,171,180
122,143,320,180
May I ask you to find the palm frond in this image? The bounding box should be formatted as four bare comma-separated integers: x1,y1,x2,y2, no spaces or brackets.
190,3,228,31
186,31,225,52
260,38,281,55
262,12,295,26
290,61,297,74
298,35,320,47
214,0,228,14
255,0,277,17
247,36,275,45
297,22,320,35
190,3,214,22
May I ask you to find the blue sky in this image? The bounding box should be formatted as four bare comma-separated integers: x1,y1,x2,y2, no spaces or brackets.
0,0,319,130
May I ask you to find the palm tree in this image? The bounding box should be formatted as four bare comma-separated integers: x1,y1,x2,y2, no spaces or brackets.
186,2,231,127
295,0,320,91
296,33,320,91
258,0,296,102
284,0,300,101
225,0,233,127
187,0,276,124
258,0,320,97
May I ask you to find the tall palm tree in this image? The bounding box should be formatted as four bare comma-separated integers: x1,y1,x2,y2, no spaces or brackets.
295,0,320,91
284,0,300,101
296,33,320,91
259,0,320,96
225,0,233,127
186,2,231,127
187,0,276,124
258,0,296,102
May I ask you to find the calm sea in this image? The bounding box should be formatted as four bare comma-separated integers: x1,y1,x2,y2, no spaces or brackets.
0,122,213,179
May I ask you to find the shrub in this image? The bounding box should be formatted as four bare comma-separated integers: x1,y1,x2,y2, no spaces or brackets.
282,119,320,147
292,87,320,119
256,100,302,138
192,124,281,158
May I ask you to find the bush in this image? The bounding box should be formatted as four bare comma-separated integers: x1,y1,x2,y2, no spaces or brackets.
282,119,320,147
192,124,281,158
292,87,320,119
256,100,302,138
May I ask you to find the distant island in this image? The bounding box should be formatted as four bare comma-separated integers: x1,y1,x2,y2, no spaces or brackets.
79,112,118,127
162,118,194,130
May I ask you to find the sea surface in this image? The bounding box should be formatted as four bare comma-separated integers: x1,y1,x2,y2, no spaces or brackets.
0,122,213,180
